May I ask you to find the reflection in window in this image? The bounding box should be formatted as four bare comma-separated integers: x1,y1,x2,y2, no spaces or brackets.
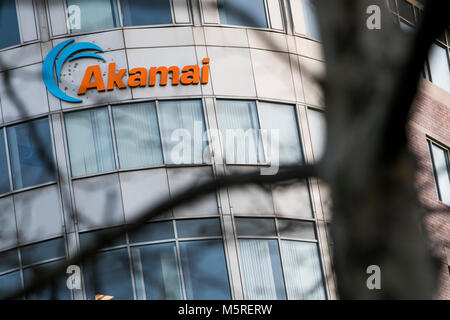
67,0,120,33
158,100,208,164
216,100,265,164
0,0,21,50
217,0,268,28
112,102,163,169
84,248,134,300
0,271,22,300
65,108,116,177
121,0,172,26
131,242,182,300
21,238,66,267
307,108,326,160
281,241,326,299
179,240,231,299
7,118,55,190
302,0,321,40
429,142,450,206
428,43,450,92
0,130,11,194
258,102,303,164
239,239,286,299
24,260,70,300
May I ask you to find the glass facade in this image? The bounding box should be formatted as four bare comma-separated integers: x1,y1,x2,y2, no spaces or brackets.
217,0,268,28
0,0,21,50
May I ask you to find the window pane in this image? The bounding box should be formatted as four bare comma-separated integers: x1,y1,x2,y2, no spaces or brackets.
397,0,414,22
176,218,222,238
428,43,450,92
278,219,316,240
259,102,303,164
307,109,326,160
23,260,70,300
216,100,264,164
302,0,321,40
281,240,326,299
131,242,182,300
7,118,55,190
239,239,286,299
80,227,127,249
431,144,450,205
121,0,172,26
0,249,19,273
179,240,231,299
84,248,134,300
21,238,65,266
65,108,116,177
129,221,174,243
0,0,21,49
112,102,163,169
0,271,22,300
235,218,277,237
218,0,268,28
158,100,208,164
0,130,11,194
67,0,119,33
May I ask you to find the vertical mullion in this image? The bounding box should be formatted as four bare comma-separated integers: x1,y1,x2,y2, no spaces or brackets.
3,127,15,192
116,0,124,27
14,0,24,43
274,218,289,300
155,100,168,165
107,105,120,170
173,220,187,300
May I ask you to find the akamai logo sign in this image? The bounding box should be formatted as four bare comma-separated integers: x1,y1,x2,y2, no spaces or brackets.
43,39,210,103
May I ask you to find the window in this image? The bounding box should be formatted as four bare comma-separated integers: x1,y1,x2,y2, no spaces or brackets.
217,0,268,28
0,130,11,194
66,0,175,33
235,217,326,300
258,102,303,164
82,218,231,300
67,0,120,33
429,142,450,206
302,0,321,40
112,102,163,169
7,118,55,190
216,100,265,164
0,0,21,50
158,100,208,164
121,0,172,26
65,107,116,177
307,108,326,160
428,43,450,92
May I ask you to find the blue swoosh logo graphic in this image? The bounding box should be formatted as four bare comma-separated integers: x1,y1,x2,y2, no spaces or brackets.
42,39,105,103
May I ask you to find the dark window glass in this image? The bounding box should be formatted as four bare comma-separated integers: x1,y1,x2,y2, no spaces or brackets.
84,248,134,300
0,249,19,273
129,221,174,243
23,260,70,300
218,0,268,28
0,271,22,300
179,240,231,299
397,0,414,22
176,218,222,238
235,218,277,236
79,227,127,250
0,0,21,50
131,242,182,300
21,238,65,266
278,219,316,240
121,0,172,26
389,0,397,12
67,0,120,33
0,130,10,194
7,118,55,190
429,142,450,205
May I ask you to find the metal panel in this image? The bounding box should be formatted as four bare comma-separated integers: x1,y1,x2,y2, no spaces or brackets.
204,27,249,47
126,47,201,99
0,196,18,250
299,56,325,106
119,168,172,223
200,0,220,24
167,167,219,217
14,185,63,243
0,63,49,123
59,50,132,109
251,49,296,101
124,27,194,48
16,0,38,42
207,47,256,97
0,43,42,73
53,30,125,52
172,0,191,24
47,0,68,36
272,181,313,218
290,53,305,102
266,0,284,30
290,0,307,35
296,36,324,60
73,174,125,231
247,29,287,52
